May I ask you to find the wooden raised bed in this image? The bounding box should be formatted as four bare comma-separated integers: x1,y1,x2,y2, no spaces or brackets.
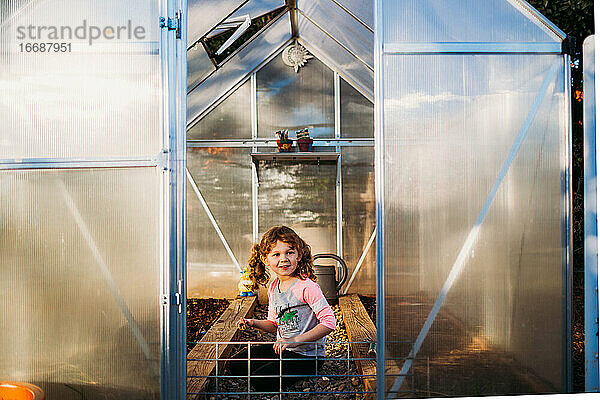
186,296,257,400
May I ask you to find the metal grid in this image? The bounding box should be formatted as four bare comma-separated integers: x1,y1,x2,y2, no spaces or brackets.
187,340,421,399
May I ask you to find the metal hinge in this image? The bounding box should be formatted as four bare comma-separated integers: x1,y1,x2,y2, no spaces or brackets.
160,10,182,39
157,149,168,171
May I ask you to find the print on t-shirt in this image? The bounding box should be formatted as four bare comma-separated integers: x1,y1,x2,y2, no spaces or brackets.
276,304,301,335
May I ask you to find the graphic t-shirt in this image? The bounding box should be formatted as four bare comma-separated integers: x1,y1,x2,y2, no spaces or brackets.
267,277,337,356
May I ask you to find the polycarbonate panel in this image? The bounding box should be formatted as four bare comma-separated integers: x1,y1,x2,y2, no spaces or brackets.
257,160,337,255
207,0,286,37
297,13,373,100
382,54,566,395
340,78,373,138
187,42,214,90
341,146,375,295
188,0,241,46
332,0,373,30
187,12,291,126
383,0,562,43
297,0,373,69
186,147,252,298
187,79,251,140
583,35,598,391
0,0,161,159
256,49,334,138
0,168,160,399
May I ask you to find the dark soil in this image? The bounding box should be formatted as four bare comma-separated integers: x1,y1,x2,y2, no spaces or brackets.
187,298,230,353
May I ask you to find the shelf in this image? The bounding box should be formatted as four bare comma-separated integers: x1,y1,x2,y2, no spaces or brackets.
251,152,340,162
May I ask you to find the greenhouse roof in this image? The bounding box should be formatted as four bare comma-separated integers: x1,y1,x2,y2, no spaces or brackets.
186,0,565,128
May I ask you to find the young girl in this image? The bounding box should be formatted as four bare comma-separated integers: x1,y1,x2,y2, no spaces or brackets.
230,225,337,392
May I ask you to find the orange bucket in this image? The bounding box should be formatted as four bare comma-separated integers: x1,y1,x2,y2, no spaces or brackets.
0,382,45,400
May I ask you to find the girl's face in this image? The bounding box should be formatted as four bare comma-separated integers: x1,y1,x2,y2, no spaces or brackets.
264,240,299,280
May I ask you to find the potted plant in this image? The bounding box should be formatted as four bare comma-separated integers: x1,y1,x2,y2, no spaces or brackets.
296,128,313,152
276,130,293,152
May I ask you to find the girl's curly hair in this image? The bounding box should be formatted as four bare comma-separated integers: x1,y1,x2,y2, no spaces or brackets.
247,226,316,290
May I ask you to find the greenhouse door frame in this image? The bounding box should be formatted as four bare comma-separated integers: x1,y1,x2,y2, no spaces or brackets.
163,0,188,399
373,2,573,398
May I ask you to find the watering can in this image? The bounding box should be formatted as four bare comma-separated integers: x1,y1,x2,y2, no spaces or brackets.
313,253,347,304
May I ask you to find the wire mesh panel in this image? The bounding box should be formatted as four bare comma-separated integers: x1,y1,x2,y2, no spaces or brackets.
378,50,568,395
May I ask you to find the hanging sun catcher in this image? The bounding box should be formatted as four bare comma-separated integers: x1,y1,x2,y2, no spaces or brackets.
281,43,313,72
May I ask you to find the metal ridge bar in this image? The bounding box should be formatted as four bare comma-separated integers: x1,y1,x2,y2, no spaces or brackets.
508,0,566,40
387,59,562,397
583,35,599,392
187,139,375,147
185,167,242,272
373,0,385,396
563,53,573,392
0,158,157,170
383,42,562,55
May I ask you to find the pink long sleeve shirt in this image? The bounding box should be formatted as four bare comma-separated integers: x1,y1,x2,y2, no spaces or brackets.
267,277,337,356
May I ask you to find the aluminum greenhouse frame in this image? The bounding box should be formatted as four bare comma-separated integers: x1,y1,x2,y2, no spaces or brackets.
186,0,573,398
1,0,576,399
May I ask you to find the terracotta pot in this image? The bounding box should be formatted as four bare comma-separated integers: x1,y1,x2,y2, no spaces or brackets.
297,137,313,152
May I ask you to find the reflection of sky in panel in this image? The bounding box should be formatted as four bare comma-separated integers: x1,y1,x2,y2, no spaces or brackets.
383,55,556,144
212,0,286,33
384,0,560,43
188,79,251,140
384,55,561,211
297,13,373,99
187,13,291,124
257,51,334,138
258,161,336,227
332,0,373,30
340,78,373,138
298,0,373,68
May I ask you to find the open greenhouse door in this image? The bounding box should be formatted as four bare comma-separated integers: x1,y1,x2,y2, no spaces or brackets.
374,0,572,398
0,0,187,399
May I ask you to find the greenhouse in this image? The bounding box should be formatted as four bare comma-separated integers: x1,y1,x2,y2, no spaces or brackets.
0,0,580,399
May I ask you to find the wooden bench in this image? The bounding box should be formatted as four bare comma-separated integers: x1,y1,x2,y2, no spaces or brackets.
186,296,257,400
339,294,401,399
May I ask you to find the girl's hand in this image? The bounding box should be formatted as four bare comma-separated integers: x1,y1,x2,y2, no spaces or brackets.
273,337,299,355
237,318,253,330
